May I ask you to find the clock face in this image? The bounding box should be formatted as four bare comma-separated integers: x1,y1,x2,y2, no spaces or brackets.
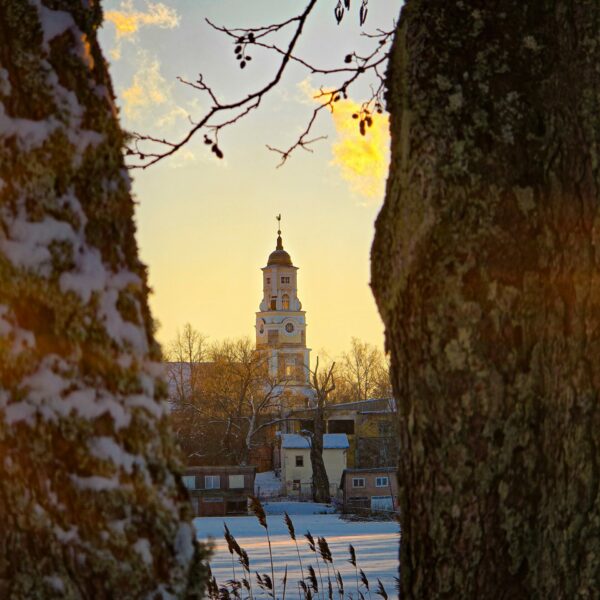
285,322,295,333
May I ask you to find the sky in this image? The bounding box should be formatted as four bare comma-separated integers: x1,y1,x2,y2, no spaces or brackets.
98,0,402,357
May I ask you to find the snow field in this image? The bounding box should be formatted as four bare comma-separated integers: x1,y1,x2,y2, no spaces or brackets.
195,512,399,597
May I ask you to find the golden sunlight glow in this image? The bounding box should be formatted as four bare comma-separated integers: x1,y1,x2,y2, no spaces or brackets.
302,82,390,201
330,98,390,200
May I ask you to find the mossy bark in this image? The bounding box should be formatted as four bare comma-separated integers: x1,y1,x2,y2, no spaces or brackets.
372,2,600,597
0,1,208,597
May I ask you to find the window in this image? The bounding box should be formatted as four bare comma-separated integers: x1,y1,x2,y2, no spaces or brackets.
204,496,224,503
266,277,271,284
284,357,295,378
352,478,365,488
205,475,220,489
282,294,290,310
182,476,196,490
292,479,301,491
281,276,290,284
229,475,244,489
376,476,389,488
378,420,392,436
328,419,355,435
270,297,277,310
295,455,304,467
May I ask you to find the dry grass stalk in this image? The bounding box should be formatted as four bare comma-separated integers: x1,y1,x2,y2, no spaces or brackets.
212,512,389,600
375,579,388,599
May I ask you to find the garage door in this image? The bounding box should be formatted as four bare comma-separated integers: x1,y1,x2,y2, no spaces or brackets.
371,496,393,511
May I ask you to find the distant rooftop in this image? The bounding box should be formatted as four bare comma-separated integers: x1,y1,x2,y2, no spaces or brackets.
281,433,349,450
291,397,396,415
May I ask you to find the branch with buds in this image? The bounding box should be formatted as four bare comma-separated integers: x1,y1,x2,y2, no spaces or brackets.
127,0,395,169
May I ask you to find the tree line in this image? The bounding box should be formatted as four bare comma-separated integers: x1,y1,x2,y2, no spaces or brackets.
166,324,392,467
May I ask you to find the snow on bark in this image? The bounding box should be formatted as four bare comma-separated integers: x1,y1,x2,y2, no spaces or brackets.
0,1,208,597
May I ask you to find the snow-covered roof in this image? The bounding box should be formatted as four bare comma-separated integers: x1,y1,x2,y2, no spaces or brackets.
281,433,349,449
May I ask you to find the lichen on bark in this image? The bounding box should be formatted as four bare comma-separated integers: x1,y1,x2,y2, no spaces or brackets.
0,1,209,597
372,1,600,597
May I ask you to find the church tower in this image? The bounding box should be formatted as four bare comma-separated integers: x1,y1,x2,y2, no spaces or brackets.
256,217,311,392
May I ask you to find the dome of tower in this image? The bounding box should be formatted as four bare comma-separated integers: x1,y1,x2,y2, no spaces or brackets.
267,234,293,267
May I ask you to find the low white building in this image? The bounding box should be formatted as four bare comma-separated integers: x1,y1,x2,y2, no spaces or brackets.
280,433,349,498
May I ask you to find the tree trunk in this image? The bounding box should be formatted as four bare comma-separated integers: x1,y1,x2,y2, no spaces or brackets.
0,1,208,597
311,407,330,503
372,2,600,597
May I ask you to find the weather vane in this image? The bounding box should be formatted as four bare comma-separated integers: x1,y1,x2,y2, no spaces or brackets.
276,214,281,236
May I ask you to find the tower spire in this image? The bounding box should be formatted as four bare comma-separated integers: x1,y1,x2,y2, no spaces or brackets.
276,214,283,250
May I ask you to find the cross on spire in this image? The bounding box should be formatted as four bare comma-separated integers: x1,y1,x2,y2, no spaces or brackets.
276,214,283,250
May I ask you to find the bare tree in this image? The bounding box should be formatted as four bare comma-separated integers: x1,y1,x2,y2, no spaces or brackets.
167,335,290,465
338,337,391,401
166,323,210,407
208,338,292,465
305,357,336,503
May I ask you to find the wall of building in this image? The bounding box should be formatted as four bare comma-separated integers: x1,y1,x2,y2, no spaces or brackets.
282,448,347,494
342,470,398,512
184,466,255,516
287,402,398,468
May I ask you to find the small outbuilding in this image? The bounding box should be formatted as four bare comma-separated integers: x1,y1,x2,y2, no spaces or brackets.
182,465,256,516
280,433,349,498
339,467,397,514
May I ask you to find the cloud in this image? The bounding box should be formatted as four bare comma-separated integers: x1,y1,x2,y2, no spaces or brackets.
121,52,169,120
300,80,390,202
119,53,206,168
104,0,179,59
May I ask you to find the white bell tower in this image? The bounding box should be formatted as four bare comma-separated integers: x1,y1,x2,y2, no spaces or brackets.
255,216,311,388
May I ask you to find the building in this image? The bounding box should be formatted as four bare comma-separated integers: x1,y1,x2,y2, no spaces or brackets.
183,465,256,516
287,398,397,468
339,467,398,514
279,433,349,498
256,217,314,409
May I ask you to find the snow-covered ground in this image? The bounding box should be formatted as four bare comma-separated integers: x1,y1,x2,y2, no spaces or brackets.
262,501,335,515
254,470,283,497
195,506,399,597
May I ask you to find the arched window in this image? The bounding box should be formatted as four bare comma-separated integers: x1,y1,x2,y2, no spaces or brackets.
282,294,290,310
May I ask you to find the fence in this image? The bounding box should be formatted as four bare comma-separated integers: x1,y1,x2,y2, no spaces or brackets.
255,481,339,503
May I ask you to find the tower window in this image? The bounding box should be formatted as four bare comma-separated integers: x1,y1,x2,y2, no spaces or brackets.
270,297,277,310
281,276,290,284
284,357,295,377
266,277,271,284
282,294,290,310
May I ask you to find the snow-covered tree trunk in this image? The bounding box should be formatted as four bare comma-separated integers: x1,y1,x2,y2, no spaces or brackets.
372,2,600,597
0,1,208,597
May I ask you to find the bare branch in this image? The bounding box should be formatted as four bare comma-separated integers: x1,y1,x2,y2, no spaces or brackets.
127,1,395,168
